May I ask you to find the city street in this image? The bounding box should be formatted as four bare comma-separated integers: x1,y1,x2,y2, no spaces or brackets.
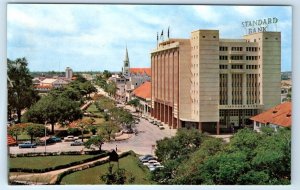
9,118,177,156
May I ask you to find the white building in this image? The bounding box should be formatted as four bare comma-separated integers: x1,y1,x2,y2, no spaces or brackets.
65,67,73,79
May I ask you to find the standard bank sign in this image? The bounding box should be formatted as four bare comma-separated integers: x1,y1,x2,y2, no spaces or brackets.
242,17,279,34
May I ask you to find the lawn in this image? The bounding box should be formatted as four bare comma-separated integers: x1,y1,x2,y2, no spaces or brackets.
60,155,154,184
86,103,103,117
9,155,97,170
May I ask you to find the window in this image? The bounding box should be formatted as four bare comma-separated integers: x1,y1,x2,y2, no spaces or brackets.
219,56,228,60
231,47,243,51
230,55,243,60
231,65,243,69
220,46,228,51
219,65,228,69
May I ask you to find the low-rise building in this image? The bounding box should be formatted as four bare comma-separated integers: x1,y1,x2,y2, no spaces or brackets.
132,81,151,116
250,102,291,132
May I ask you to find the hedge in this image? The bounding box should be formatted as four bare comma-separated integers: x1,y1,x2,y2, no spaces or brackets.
10,151,109,173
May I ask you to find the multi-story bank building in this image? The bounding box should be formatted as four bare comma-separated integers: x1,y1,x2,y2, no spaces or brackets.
150,30,281,134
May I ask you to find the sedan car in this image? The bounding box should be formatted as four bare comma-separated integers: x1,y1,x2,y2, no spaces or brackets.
70,140,84,146
18,141,37,148
143,160,158,166
50,136,62,142
141,157,157,164
64,135,79,142
139,154,153,161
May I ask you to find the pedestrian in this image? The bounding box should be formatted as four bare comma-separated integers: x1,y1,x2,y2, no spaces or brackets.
115,145,118,152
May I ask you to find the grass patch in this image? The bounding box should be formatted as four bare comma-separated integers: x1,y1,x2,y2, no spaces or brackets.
86,103,103,117
60,155,154,184
9,155,96,170
82,116,104,125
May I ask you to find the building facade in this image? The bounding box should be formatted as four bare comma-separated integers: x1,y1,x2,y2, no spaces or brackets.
65,67,73,79
151,30,281,134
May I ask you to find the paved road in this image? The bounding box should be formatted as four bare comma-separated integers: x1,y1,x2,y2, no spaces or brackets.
103,117,177,155
9,118,177,156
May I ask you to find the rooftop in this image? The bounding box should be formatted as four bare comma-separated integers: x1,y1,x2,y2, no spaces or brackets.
132,81,151,100
130,68,151,76
250,102,292,127
8,135,17,146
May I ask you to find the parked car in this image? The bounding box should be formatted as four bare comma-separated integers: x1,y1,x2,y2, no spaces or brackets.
141,156,157,163
139,154,153,161
143,160,158,166
64,135,79,142
18,141,37,148
70,140,84,146
147,163,164,172
50,136,62,142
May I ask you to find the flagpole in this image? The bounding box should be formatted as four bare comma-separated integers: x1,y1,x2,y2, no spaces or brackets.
156,32,159,48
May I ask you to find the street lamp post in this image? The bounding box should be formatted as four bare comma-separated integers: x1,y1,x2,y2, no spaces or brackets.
44,121,47,155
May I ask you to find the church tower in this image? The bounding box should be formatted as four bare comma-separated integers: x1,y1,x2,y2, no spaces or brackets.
122,46,130,76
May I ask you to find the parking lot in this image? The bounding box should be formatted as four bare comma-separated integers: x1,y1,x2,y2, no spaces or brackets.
9,117,177,156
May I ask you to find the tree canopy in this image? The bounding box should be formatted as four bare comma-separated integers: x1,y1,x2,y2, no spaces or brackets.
151,127,291,185
25,94,83,133
7,58,39,122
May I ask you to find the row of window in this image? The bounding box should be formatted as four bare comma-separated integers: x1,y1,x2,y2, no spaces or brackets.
246,65,258,69
231,65,243,69
219,55,260,61
220,64,259,70
220,46,260,52
220,56,228,60
246,47,258,52
246,56,258,60
231,47,243,51
231,55,244,60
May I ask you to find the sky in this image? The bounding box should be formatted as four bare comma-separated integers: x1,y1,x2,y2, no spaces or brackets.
7,4,292,72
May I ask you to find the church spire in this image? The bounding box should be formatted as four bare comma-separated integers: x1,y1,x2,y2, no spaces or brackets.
124,46,129,65
123,45,130,76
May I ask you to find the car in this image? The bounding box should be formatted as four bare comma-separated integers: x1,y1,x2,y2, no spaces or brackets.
64,135,79,142
139,154,153,161
143,160,158,166
18,141,37,148
141,156,157,163
50,136,62,142
70,140,84,146
148,164,164,172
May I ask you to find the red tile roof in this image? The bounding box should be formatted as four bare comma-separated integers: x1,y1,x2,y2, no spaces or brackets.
250,102,292,127
8,135,17,146
130,68,151,76
132,82,151,100
35,84,53,89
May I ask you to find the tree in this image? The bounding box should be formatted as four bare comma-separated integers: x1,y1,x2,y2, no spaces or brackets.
127,98,141,111
110,107,134,129
89,125,98,135
84,135,105,152
8,124,26,142
25,94,83,134
155,128,204,162
102,70,112,79
100,164,135,184
74,74,87,83
80,81,97,98
100,121,118,141
151,127,291,185
71,118,95,142
7,58,39,122
105,81,117,98
25,123,48,143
